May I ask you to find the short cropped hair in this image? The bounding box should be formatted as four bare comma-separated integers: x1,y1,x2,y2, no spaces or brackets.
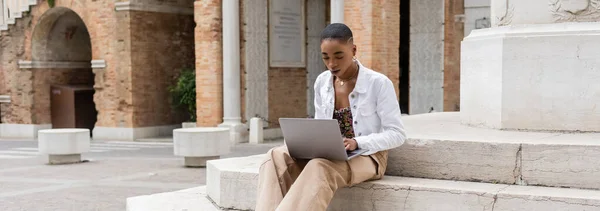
320,23,353,43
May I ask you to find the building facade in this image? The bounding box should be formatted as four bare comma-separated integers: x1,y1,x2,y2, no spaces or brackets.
0,0,490,140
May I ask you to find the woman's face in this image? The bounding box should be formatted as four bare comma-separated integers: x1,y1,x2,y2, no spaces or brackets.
320,39,356,78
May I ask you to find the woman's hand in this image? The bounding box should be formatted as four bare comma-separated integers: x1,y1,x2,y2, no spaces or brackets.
344,138,358,151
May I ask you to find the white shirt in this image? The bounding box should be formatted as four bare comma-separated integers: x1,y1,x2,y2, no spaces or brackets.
313,60,407,155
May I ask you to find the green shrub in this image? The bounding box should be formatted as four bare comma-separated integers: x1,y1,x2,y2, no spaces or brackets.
169,68,196,122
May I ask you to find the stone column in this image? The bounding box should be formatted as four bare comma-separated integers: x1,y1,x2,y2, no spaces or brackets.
461,0,600,132
307,0,328,117
331,0,344,23
242,0,269,126
219,0,246,144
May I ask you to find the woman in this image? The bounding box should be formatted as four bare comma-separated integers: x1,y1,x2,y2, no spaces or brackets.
256,23,406,211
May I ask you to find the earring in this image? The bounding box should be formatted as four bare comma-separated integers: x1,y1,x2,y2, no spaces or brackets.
352,56,357,61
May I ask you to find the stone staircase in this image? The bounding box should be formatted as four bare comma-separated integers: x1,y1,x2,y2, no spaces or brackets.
127,112,600,210
208,156,600,210
0,0,36,31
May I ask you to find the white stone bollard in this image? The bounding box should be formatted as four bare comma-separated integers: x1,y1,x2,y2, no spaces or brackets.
38,128,90,165
249,117,263,144
173,127,231,167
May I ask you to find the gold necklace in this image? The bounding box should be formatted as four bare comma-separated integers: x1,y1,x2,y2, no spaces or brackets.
336,64,359,86
338,78,353,86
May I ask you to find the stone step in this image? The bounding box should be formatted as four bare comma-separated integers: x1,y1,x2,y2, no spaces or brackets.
331,177,600,211
389,112,600,189
206,155,600,211
126,186,219,211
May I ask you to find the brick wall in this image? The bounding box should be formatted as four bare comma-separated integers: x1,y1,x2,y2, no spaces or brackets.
195,0,223,127
139,0,194,6
130,11,195,127
18,0,137,127
101,9,135,128
444,0,464,111
1,0,197,128
0,61,4,94
0,15,34,124
345,0,401,97
2,0,410,130
268,68,307,127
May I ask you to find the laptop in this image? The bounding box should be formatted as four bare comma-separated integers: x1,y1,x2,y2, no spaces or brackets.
279,118,369,161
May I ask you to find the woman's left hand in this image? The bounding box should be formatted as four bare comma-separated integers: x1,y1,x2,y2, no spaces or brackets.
344,138,358,151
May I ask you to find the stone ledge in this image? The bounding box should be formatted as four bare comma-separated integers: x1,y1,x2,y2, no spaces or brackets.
126,186,219,211
0,95,10,103
18,60,92,69
115,2,194,15
331,177,600,211
466,22,600,41
11,11,22,19
397,112,600,189
207,154,263,210
91,60,106,68
206,154,600,210
464,0,490,8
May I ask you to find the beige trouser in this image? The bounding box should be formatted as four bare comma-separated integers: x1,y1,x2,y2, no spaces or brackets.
255,145,388,211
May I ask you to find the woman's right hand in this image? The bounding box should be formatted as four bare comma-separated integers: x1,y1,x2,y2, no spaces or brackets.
343,138,358,151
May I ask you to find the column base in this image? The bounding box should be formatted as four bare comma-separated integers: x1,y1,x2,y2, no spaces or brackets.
218,120,248,144
461,22,600,132
184,156,220,168
46,154,83,165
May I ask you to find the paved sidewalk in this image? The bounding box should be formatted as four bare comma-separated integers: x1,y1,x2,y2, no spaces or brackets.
0,138,282,211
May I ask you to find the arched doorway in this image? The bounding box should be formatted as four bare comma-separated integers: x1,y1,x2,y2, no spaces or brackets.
31,7,96,134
